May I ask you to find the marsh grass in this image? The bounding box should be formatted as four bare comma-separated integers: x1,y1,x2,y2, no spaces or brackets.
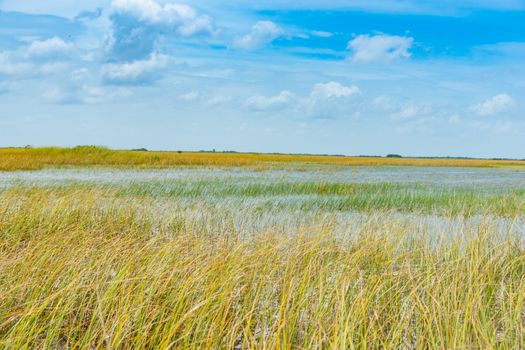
116,180,524,217
1,146,524,171
1,183,525,349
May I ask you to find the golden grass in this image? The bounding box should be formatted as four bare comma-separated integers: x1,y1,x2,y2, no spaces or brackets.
1,186,525,349
1,146,524,171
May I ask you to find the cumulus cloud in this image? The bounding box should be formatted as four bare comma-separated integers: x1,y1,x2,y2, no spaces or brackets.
0,37,75,77
305,81,362,119
244,81,361,116
347,33,413,63
108,0,214,61
111,0,213,34
470,93,516,116
0,53,32,76
113,0,189,23
310,81,360,99
233,21,284,50
101,53,169,84
0,50,70,78
25,37,74,60
245,90,296,111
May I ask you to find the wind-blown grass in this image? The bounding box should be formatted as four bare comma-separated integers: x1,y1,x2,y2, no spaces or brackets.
1,146,524,171
116,180,524,217
1,181,524,348
7,178,519,217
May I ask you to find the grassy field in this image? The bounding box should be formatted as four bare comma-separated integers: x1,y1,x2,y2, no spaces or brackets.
1,157,525,348
1,146,525,170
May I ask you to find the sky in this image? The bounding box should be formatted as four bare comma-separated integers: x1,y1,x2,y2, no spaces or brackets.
1,0,524,158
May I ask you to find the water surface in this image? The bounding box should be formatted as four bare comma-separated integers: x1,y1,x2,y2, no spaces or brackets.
1,166,524,188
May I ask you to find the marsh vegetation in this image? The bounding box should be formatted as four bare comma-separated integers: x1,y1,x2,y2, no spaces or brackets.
1,152,524,348
1,146,524,171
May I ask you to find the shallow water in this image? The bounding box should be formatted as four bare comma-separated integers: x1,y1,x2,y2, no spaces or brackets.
1,166,523,240
1,166,524,188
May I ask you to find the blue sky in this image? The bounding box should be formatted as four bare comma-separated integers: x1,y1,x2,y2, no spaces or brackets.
1,0,524,157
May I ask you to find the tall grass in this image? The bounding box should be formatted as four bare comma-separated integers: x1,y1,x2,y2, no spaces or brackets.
1,146,524,171
1,185,524,349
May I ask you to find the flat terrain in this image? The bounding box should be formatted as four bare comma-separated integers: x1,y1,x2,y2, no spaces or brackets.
1,149,525,348
1,146,524,170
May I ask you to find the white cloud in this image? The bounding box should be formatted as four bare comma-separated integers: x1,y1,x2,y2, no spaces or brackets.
244,82,360,116
245,90,295,111
112,0,168,22
108,0,214,61
233,21,284,50
112,0,192,23
347,33,414,63
470,93,516,116
101,53,169,84
0,36,77,80
303,81,362,120
0,52,32,76
177,14,214,37
310,30,333,38
111,0,214,36
25,37,74,60
310,81,360,99
0,50,69,77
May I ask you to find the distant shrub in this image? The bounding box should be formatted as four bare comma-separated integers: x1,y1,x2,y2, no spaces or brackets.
72,145,110,153
386,154,403,158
